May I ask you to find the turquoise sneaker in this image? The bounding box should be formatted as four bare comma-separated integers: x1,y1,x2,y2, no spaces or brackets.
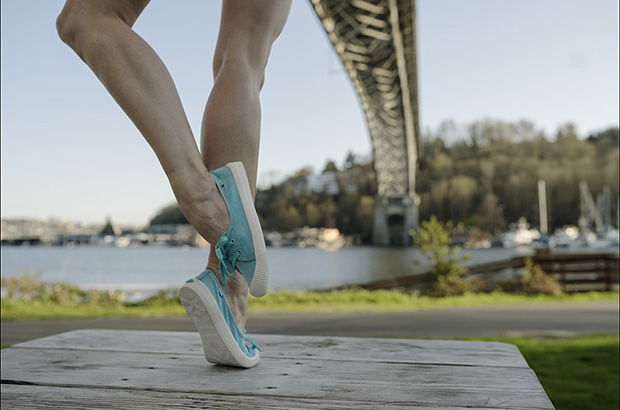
179,270,261,368
210,162,268,297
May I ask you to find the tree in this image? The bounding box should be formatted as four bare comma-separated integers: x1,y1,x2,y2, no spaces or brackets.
344,151,357,169
429,153,453,180
588,127,619,157
149,204,188,225
306,202,321,227
555,122,579,142
255,118,619,237
99,217,117,236
448,175,478,222
277,205,303,231
322,159,338,173
477,193,505,233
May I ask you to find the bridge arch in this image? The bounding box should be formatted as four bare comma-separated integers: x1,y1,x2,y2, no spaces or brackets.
310,0,421,245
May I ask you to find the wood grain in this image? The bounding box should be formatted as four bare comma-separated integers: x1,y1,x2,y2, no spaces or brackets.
1,384,528,410
15,329,529,368
1,330,554,409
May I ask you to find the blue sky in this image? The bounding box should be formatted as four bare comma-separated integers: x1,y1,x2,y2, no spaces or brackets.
1,0,618,225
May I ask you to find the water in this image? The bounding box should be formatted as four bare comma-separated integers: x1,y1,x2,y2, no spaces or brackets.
0,245,537,294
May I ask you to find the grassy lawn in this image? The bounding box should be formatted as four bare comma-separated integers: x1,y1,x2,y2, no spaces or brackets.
1,289,617,320
248,289,618,313
463,334,619,410
0,299,187,320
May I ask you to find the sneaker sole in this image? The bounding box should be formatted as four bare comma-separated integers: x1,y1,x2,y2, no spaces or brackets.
226,161,269,297
179,280,260,368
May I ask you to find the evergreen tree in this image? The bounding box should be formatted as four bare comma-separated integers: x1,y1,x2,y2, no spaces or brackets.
99,218,116,236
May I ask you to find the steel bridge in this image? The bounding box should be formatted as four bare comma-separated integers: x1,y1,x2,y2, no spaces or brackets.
310,0,420,245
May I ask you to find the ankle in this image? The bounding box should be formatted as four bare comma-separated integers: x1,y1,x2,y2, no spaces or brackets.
165,168,231,249
169,168,212,205
207,262,248,329
171,170,230,238
207,261,248,294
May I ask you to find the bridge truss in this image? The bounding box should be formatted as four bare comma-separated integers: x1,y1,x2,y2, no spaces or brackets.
310,0,421,245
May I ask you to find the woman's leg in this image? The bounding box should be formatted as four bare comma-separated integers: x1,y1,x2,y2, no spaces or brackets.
57,0,291,330
56,0,230,247
201,0,291,329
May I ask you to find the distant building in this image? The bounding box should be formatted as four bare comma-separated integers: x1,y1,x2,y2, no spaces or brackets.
1,218,103,243
307,172,340,195
289,165,375,198
291,171,339,196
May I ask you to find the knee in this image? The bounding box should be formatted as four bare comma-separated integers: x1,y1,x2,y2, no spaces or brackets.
56,1,100,49
212,50,267,91
56,0,144,49
56,2,83,48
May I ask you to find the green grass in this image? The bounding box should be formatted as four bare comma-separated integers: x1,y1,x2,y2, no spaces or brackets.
462,334,619,410
0,299,187,320
248,289,619,313
1,289,617,320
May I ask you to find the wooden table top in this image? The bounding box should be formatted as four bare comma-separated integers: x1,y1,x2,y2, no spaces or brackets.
1,329,554,409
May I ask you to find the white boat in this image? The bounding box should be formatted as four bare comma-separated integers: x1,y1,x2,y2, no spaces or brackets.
501,217,541,248
586,228,620,249
552,225,580,247
315,228,346,250
605,228,620,246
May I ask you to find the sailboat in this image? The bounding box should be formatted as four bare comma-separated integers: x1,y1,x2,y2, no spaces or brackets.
530,180,555,249
573,182,619,248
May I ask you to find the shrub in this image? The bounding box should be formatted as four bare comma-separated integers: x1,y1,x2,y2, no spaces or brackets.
412,216,479,296
131,289,181,307
1,272,125,307
500,257,563,295
426,275,484,297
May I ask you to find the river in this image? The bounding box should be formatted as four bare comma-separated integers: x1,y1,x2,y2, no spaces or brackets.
1,245,616,297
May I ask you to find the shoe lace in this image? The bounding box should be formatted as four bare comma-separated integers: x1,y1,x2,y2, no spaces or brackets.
243,331,262,352
215,233,242,294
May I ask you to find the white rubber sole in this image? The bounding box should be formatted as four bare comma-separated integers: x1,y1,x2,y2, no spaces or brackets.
226,162,269,297
179,280,260,368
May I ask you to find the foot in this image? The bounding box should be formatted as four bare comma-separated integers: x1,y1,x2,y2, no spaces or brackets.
209,162,269,297
206,256,248,330
173,171,248,329
179,270,260,368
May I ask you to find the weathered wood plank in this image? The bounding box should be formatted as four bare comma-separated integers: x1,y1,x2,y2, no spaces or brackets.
14,329,529,368
1,346,553,409
0,384,521,410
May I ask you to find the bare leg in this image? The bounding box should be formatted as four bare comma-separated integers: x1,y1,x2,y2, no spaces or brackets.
56,0,230,248
57,0,291,329
202,0,291,329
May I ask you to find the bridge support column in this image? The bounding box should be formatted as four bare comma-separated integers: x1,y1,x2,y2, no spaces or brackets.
373,199,389,247
373,194,420,246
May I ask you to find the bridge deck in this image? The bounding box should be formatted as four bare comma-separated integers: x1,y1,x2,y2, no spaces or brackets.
1,329,554,409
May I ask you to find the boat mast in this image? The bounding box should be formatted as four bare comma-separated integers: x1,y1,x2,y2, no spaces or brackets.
579,181,604,232
538,179,548,235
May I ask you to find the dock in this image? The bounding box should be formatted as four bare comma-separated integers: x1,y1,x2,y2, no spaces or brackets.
1,329,554,409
